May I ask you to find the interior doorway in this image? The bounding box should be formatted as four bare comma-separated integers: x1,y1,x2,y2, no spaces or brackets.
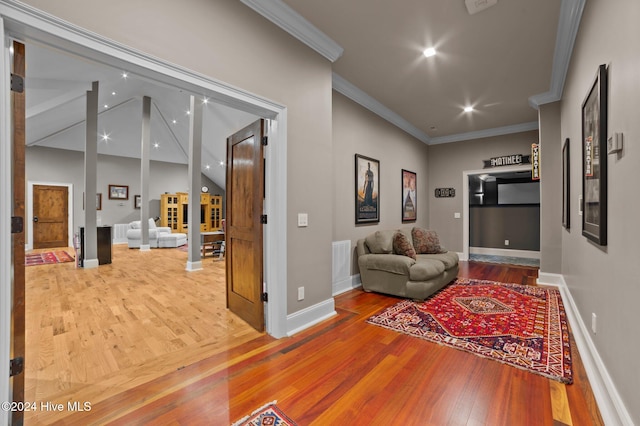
462,165,536,261
27,182,74,250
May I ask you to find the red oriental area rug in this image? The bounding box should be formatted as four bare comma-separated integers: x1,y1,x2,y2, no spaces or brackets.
367,278,573,383
231,401,297,426
25,251,75,267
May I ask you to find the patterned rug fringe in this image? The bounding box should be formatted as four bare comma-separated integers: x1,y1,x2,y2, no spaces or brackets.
231,400,279,426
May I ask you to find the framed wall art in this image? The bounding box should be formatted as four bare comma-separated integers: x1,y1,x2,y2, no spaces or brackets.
355,154,380,224
581,64,607,245
562,138,570,230
109,184,129,200
401,169,416,222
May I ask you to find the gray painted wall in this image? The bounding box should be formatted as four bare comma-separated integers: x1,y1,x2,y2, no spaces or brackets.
557,0,640,422
427,131,539,253
538,102,562,273
26,146,221,230
470,206,540,251
332,92,430,275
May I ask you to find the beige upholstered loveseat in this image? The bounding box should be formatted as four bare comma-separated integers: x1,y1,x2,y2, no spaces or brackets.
356,227,458,301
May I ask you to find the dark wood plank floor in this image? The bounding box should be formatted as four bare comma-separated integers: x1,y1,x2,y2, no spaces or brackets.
38,259,603,425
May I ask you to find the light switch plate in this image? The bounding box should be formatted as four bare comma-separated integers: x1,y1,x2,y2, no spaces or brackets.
297,213,308,227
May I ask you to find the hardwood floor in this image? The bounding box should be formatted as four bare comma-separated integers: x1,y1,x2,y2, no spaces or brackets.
24,247,603,425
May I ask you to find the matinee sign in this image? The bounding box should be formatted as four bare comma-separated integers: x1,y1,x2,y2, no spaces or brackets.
483,154,531,168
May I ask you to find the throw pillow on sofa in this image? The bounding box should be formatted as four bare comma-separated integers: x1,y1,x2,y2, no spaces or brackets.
393,231,416,259
412,227,446,254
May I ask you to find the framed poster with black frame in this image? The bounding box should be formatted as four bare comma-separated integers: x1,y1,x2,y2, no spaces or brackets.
562,138,570,230
401,169,416,222
581,64,607,245
355,154,380,224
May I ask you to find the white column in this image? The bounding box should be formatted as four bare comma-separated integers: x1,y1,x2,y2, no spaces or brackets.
83,81,99,268
139,96,151,251
186,95,203,271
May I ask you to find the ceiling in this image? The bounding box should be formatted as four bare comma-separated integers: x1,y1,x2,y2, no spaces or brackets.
25,42,259,190
25,0,579,189
244,0,582,144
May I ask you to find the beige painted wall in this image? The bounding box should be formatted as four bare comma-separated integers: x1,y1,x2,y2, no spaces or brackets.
558,0,640,422
332,92,429,274
538,102,562,273
427,131,539,253
21,0,334,314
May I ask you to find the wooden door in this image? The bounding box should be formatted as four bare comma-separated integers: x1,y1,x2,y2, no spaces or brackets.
10,39,26,426
33,185,69,249
226,119,265,331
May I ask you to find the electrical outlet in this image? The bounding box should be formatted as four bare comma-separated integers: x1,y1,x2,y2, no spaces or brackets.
298,286,304,301
504,239,510,246
591,313,597,334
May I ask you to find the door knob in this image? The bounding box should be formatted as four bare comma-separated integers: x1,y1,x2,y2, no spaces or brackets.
33,216,38,222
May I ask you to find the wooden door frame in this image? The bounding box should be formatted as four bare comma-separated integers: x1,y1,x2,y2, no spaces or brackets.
27,181,74,250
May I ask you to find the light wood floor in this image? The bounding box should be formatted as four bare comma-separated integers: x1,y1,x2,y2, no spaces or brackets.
23,247,603,425
24,244,261,425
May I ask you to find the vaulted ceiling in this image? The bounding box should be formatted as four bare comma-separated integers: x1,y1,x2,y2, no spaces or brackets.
25,0,583,190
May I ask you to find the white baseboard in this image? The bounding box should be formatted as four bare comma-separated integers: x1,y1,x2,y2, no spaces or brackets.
537,272,564,286
82,259,99,269
469,247,540,259
332,274,362,296
185,260,202,271
457,251,466,261
557,277,634,425
287,298,336,336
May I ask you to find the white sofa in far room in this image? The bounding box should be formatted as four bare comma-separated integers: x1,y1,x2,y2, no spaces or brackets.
126,218,187,248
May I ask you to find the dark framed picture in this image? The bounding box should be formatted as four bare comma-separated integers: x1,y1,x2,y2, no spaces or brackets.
581,64,607,245
134,195,141,209
108,184,129,200
562,138,570,230
401,169,417,222
355,154,380,224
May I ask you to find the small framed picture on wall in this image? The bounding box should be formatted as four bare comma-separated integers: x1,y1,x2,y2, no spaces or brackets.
401,169,417,222
108,184,129,200
355,154,380,224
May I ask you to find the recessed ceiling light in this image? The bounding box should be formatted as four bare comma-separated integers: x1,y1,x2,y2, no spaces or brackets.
103,104,109,109
423,47,437,58
172,119,177,124
186,110,191,115
219,161,225,166
100,132,111,142
153,142,159,149
202,97,209,105
205,164,210,170
111,91,117,96
464,106,474,113
121,72,128,79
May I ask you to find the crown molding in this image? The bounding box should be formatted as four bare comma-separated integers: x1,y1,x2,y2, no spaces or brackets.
240,0,343,62
429,121,539,145
529,0,586,109
332,73,431,144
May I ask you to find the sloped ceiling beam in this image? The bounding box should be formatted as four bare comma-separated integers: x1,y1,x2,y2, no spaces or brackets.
27,97,137,146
